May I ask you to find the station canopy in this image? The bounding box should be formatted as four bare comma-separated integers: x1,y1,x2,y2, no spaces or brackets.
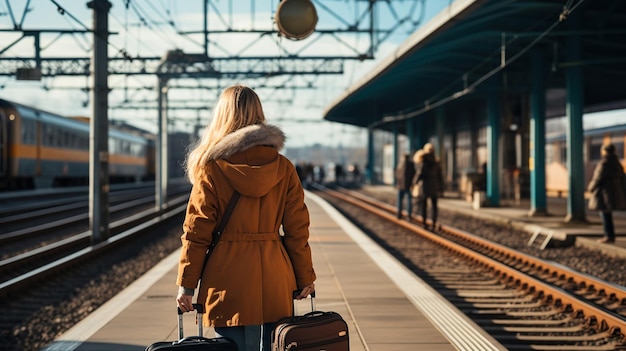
323,0,626,132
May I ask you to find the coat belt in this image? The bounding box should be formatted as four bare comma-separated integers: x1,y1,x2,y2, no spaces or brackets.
220,232,280,242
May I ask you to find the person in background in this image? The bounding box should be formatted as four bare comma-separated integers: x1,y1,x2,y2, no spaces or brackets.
176,84,316,351
587,143,626,244
415,143,444,230
395,153,416,220
411,149,425,219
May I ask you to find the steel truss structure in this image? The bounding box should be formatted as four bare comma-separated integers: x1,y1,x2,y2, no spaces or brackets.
0,0,426,79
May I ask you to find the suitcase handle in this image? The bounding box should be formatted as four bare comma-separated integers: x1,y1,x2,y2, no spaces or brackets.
177,303,204,340
177,303,204,315
292,290,316,315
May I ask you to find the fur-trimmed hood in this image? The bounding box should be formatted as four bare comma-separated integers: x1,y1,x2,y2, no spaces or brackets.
206,124,291,197
207,124,285,161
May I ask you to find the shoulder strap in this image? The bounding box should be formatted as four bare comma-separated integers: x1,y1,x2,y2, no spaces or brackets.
199,191,241,280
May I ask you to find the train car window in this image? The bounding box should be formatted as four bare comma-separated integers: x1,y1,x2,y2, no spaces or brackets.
43,125,51,146
64,129,71,148
21,119,35,144
134,143,145,157
477,127,487,146
559,142,567,163
78,134,85,149
68,130,76,148
476,127,487,168
50,127,60,146
60,129,67,147
545,143,554,164
110,138,121,155
589,136,604,161
456,130,471,172
21,121,27,143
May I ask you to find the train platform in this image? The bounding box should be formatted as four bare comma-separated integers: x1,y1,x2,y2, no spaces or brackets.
42,191,506,351
361,185,626,258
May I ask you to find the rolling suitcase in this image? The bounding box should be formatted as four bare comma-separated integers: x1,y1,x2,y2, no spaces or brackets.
145,304,238,351
271,291,349,351
147,192,241,351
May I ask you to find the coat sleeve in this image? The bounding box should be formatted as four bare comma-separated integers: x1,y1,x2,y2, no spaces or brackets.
437,163,444,193
177,176,219,290
587,162,604,193
281,163,316,289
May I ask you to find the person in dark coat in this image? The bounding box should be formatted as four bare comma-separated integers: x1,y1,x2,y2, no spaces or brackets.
415,143,444,230
587,143,626,243
395,153,416,219
411,149,425,217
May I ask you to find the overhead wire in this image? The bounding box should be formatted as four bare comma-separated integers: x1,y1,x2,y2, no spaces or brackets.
140,0,207,51
127,0,179,49
48,0,134,62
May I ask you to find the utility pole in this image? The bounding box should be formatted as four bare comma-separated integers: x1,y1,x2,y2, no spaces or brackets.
88,0,111,243
156,76,169,210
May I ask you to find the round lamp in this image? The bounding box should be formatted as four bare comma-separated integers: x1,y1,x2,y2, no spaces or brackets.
275,0,318,40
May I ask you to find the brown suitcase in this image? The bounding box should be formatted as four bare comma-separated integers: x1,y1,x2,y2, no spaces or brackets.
271,292,349,351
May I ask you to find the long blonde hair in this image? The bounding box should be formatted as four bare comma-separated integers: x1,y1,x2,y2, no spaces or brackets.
185,85,266,183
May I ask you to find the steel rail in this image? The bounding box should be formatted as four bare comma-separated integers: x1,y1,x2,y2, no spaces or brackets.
337,186,626,314
0,196,188,298
320,186,626,338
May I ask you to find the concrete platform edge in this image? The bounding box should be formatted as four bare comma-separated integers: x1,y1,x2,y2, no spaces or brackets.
42,251,180,351
307,192,508,351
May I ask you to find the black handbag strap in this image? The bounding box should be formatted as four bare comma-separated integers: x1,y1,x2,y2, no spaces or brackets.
199,191,240,279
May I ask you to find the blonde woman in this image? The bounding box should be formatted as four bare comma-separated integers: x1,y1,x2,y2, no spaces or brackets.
415,143,444,230
176,85,316,350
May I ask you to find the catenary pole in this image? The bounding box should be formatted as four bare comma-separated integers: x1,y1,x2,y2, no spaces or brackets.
87,0,111,243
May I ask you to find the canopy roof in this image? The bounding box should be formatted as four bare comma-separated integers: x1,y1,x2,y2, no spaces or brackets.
324,0,626,132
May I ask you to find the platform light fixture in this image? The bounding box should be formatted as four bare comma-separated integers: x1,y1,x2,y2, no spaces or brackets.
275,0,318,41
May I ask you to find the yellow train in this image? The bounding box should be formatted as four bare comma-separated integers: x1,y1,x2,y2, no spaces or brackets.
0,98,154,190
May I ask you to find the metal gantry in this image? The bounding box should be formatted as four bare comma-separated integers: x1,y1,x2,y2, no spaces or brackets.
0,0,427,241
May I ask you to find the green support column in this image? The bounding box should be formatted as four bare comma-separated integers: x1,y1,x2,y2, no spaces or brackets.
367,128,375,184
469,113,478,169
565,16,586,223
450,115,457,190
393,122,399,186
529,50,547,216
487,90,501,207
88,0,111,243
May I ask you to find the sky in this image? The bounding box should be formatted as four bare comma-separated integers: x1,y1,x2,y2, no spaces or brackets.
0,0,450,148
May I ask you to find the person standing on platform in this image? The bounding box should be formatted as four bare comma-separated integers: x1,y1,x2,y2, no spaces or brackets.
395,153,416,220
415,143,444,230
176,84,316,351
587,143,626,244
411,149,425,219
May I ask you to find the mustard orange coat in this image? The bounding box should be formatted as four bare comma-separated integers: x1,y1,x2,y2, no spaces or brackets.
177,124,316,327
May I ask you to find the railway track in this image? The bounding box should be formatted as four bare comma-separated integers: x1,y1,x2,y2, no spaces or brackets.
0,186,190,299
315,185,626,350
0,184,190,257
0,186,189,351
